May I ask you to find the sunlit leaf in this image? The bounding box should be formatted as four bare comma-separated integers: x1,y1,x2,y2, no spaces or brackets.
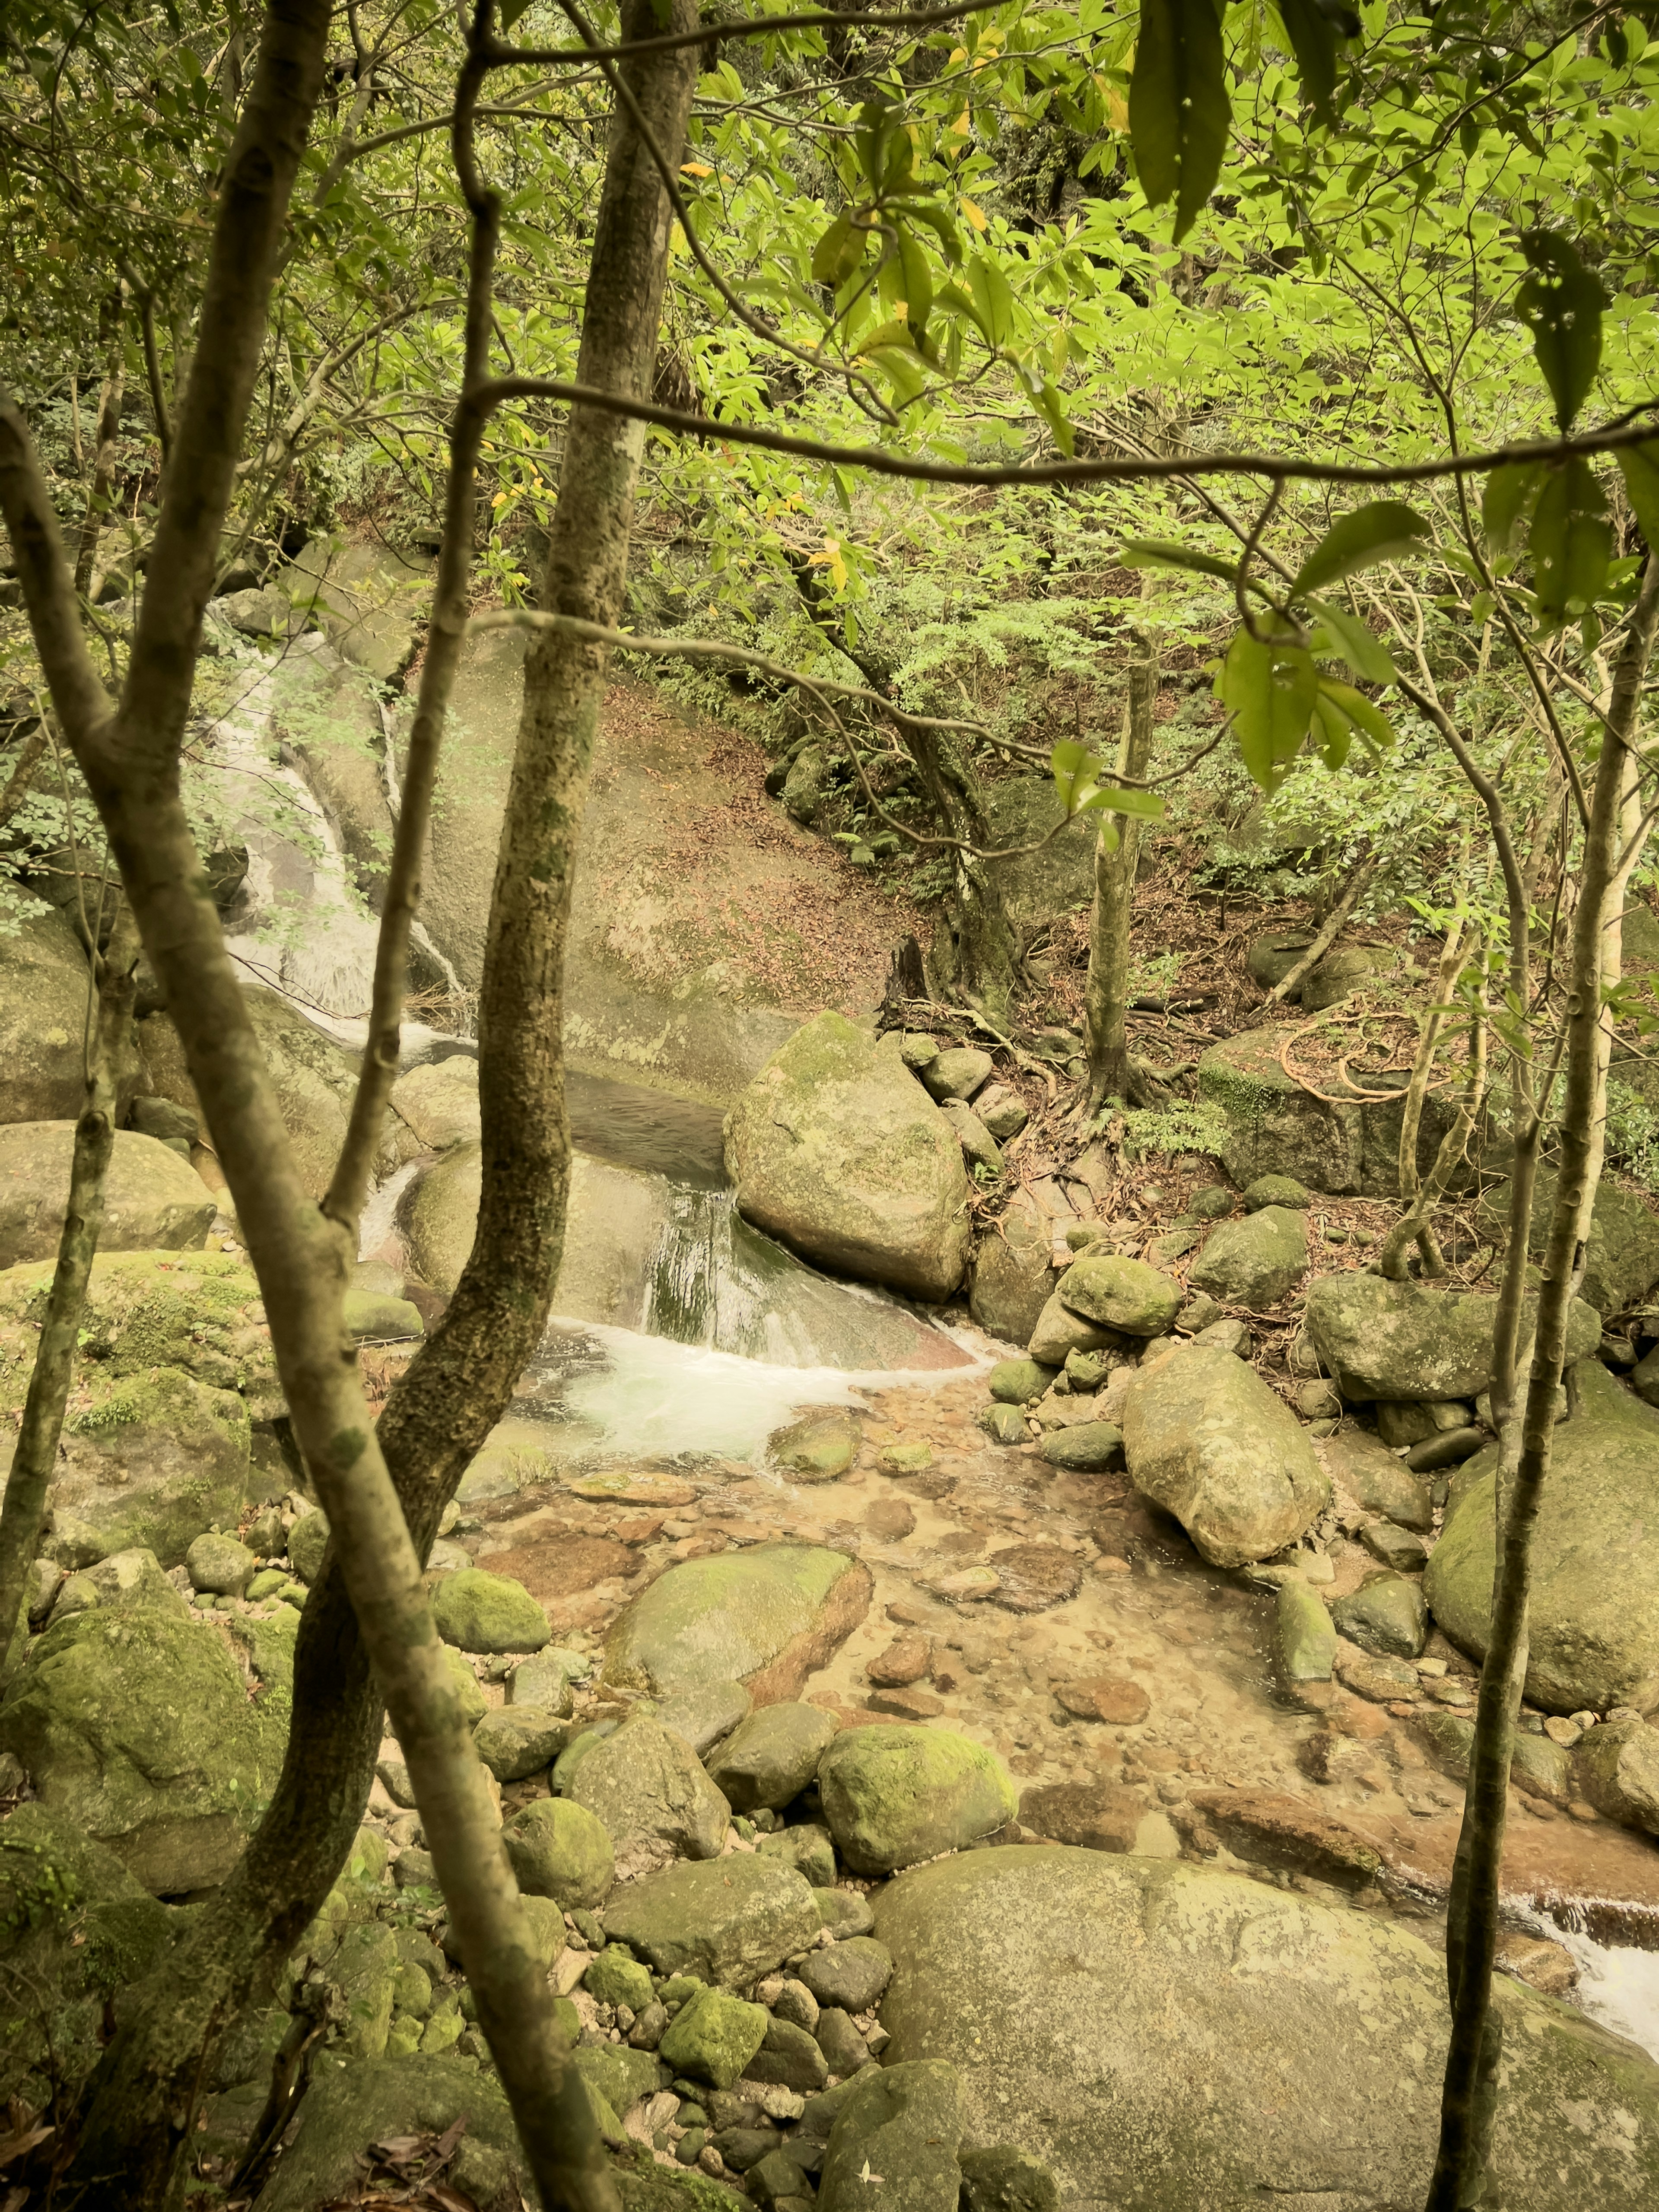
1304,596,1396,683
1516,231,1605,432
1290,501,1430,598
1128,0,1230,244
1315,676,1397,752
1216,628,1319,790
896,226,933,338
967,257,1016,347
1311,689,1354,770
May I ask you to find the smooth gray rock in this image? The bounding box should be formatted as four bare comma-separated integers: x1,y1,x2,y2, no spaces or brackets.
601,1856,821,1987
706,1703,837,1814
569,1714,731,1878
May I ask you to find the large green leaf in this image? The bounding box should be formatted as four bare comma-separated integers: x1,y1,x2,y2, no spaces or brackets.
1516,232,1605,432
896,225,933,338
1049,739,1167,821
1290,501,1430,597
1482,460,1545,556
967,257,1016,348
1615,441,1659,550
1122,537,1241,585
1529,458,1612,626
1305,596,1396,684
1128,0,1231,245
811,211,865,288
1310,688,1354,771
1216,628,1319,791
1315,676,1397,752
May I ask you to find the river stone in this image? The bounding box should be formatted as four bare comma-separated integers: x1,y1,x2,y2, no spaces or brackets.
921,1047,992,1103
430,1568,550,1655
706,1703,838,1813
508,1650,579,1715
288,1509,329,1586
814,2005,873,2081
569,1714,730,1877
814,1887,874,1939
584,1945,653,2010
1035,1423,1122,1472
724,1014,973,1300
334,1921,400,2060
1575,1716,1659,1833
1330,1571,1427,1660
819,2060,963,2212
1026,1292,1120,1368
1055,1254,1181,1337
769,1412,859,1484
1122,1344,1328,1569
979,1403,1029,1446
988,1358,1049,1405
969,1189,1058,1348
0,909,139,1127
755,1821,837,1888
750,2012,830,2092
343,1288,423,1343
1303,1272,1601,1402
816,1726,1017,1875
1189,1206,1307,1309
1478,1166,1659,1318
799,1938,893,2015
0,1600,287,1892
602,1545,872,1705
186,1532,255,1599
1274,1579,1336,1683
44,1367,252,1570
1320,1428,1433,1531
659,1987,769,2091
249,2055,528,2212
0,1123,214,1269
388,1058,482,1151
875,1845,1659,2212
474,1705,570,1782
601,1856,821,1986
440,1646,486,1727
652,1678,752,1755
1425,1360,1659,1713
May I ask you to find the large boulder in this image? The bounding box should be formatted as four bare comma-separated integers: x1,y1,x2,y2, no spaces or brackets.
568,1714,731,1878
1122,1344,1328,1568
387,1058,481,1151
1478,1166,1659,1318
969,1188,1057,1348
247,2054,528,2212
1188,1206,1307,1310
1425,1360,1659,1713
0,1247,276,1407
1303,1272,1601,1402
502,1795,616,1906
820,2061,963,2212
51,1367,251,1567
873,1847,1659,2212
724,1013,972,1300
0,1602,289,1892
430,1569,550,1655
0,1123,215,1269
602,1544,871,1705
0,909,139,1125
1053,1254,1181,1337
816,1726,1017,1875
601,1855,821,1985
268,632,401,908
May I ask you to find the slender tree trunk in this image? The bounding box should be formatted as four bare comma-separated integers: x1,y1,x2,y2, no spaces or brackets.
1382,916,1468,1281
1425,554,1659,2212
72,291,125,601
0,902,138,1677
1084,636,1156,1106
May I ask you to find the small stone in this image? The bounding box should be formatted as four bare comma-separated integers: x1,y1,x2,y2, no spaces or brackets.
474,1705,570,1783
813,1887,875,1938
1358,1522,1429,1573
773,1978,821,2032
1274,1579,1336,1684
1330,1572,1428,1660
658,1987,769,2091
585,1947,656,2012
899,1035,939,1072
431,1569,550,1655
1335,1650,1421,1703
1063,1349,1107,1390
1189,1187,1235,1222
1295,1381,1342,1423
185,1532,256,1599
986,1543,1081,1613
878,1441,933,1476
1243,1175,1311,1210
813,2005,871,2079
706,1703,838,1814
868,1635,932,1688
865,1498,917,1540
509,1649,582,1713
1055,1255,1182,1337
1376,1401,1468,1449
1405,1427,1486,1474
921,1046,993,1102
1036,1422,1122,1472
770,1412,860,1484
502,1796,615,1909
978,1088,1029,1142
979,1403,1030,1446
1544,1715,1584,1749
988,1359,1050,1405
1052,1676,1151,1725
798,1937,893,2014
1176,1292,1224,1335
748,2015,829,2092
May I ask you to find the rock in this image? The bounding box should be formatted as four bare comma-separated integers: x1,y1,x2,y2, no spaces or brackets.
1025,1292,1120,1368
1634,1342,1659,1408
769,1413,859,1484
940,1100,1001,1174
1513,1731,1575,1805
82,1546,181,1612
724,1014,972,1300
1188,1790,1386,1890
1302,944,1395,1011
1122,1344,1328,1569
1320,1429,1433,1531
659,1988,769,2091
45,1365,252,1571
988,1358,1049,1405
979,1403,1029,1446
1574,1715,1659,1833
1015,1782,1156,1854
976,1087,1028,1143
0,1123,213,1269
1335,1649,1421,1702
186,1532,255,1598
816,1726,1017,1874
1190,1206,1307,1309
876,1846,1659,2211
507,1650,578,1716
602,1856,821,1986
1054,1254,1181,1338
868,1636,931,1688
1479,1166,1659,1318
1330,1572,1427,1660
1294,1379,1342,1421
1304,1273,1601,1402
813,1888,874,1938
799,1939,893,2015
1425,1361,1659,1713
1243,1174,1311,1210
0,1601,286,1892
334,1920,400,2059
1405,1425,1484,1472
749,2013,830,2091
755,1821,837,1889
585,1945,654,2010
958,2147,1060,2212
1377,1400,1468,1448
814,2006,872,2080
1359,1522,1429,1572
474,1705,570,1783
1274,1579,1336,1682
654,1680,753,1757
343,1288,423,1343
570,1714,731,1878
1246,930,1317,988
430,1569,550,1655
1414,1709,1476,1780
571,2039,660,2118
1035,1423,1121,1471
0,910,140,1128
603,1545,871,1706
878,1440,932,1475
388,1058,482,1151
970,1189,1058,1347
920,1047,993,1103
706,1704,838,1814
819,2061,962,2212
441,1646,486,1726
288,1509,330,1585
985,1544,1081,1613
1052,1677,1150,1725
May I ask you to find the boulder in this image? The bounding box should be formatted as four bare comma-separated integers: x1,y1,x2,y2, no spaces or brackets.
872,1847,1659,2212
288,1509,329,1585
601,1855,821,1986
755,1821,836,1888
584,1945,653,2010
186,1533,256,1599
769,1412,859,1484
474,1706,569,1783
1122,1344,1328,1569
819,2061,963,2212
388,1058,483,1151
602,1545,872,1705
659,1987,769,2091
1425,1360,1659,1712
705,1703,838,1813
1026,1292,1120,1368
920,1047,992,1103
430,1569,550,1655
0,1601,287,1892
1035,1423,1121,1471
724,1013,973,1300
1330,1571,1427,1660
970,1190,1059,1348
798,1937,893,2014
816,1726,1017,1875
1245,929,1316,988
502,1796,615,1908
1053,1254,1181,1337
1301,943,1396,1011
1478,1167,1659,1318
1574,1715,1659,1833
247,2055,528,2212
1319,1428,1433,1531
1189,1206,1307,1310
1243,1174,1310,1210
569,1714,731,1877
987,1358,1050,1405
1303,1272,1601,1401
0,909,140,1126
44,1367,251,1569
0,1123,214,1269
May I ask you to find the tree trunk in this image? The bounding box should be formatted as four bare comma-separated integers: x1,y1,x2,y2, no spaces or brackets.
0,901,137,1677
1084,636,1157,1107
72,291,125,601
1425,553,1659,2212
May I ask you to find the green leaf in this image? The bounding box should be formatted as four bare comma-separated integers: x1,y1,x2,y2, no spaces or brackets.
811,212,861,287
967,257,1016,348
1033,376,1074,458
896,226,933,338
1529,458,1612,627
1275,0,1343,126
852,317,923,359
1615,440,1659,549
1290,501,1430,598
1315,676,1397,753
1089,785,1167,819
1482,460,1546,556
855,101,894,195
903,201,962,267
1311,688,1354,771
934,280,990,344
1049,738,1102,814
1121,537,1240,585
1128,0,1231,245
498,0,533,28
1216,629,1319,791
1516,231,1605,432
1304,596,1396,683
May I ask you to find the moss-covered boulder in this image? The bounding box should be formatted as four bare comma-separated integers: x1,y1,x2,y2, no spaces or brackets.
658,1987,769,2091
569,1714,731,1878
248,2054,530,2212
969,1189,1058,1348
1478,1166,1659,1317
0,1602,288,1892
873,1847,1659,2212
1189,1206,1308,1310
504,1795,615,1908
1304,1271,1600,1402
705,1702,838,1814
768,1411,859,1483
1425,1361,1659,1713
724,1014,972,1300
1054,1254,1181,1337
601,1855,821,1986
1122,1344,1328,1569
388,1058,482,1151
0,909,139,1125
46,1367,251,1568
816,1726,1017,1875
602,1544,872,1704
0,1122,214,1269
819,2061,963,2212
430,1568,550,1655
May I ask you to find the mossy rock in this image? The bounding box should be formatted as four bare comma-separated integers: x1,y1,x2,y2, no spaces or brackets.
503,1796,615,1909
430,1568,550,1655
602,1544,871,1703
48,1366,251,1568
251,2054,530,2212
1305,1273,1600,1402
0,1122,214,1269
658,1986,769,2091
1054,1255,1181,1338
768,1411,859,1483
816,1726,1017,1875
1189,1206,1308,1309
705,1701,838,1814
602,1856,821,1986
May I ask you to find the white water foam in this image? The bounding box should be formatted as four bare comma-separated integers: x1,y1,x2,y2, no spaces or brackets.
1522,1904,1659,2061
